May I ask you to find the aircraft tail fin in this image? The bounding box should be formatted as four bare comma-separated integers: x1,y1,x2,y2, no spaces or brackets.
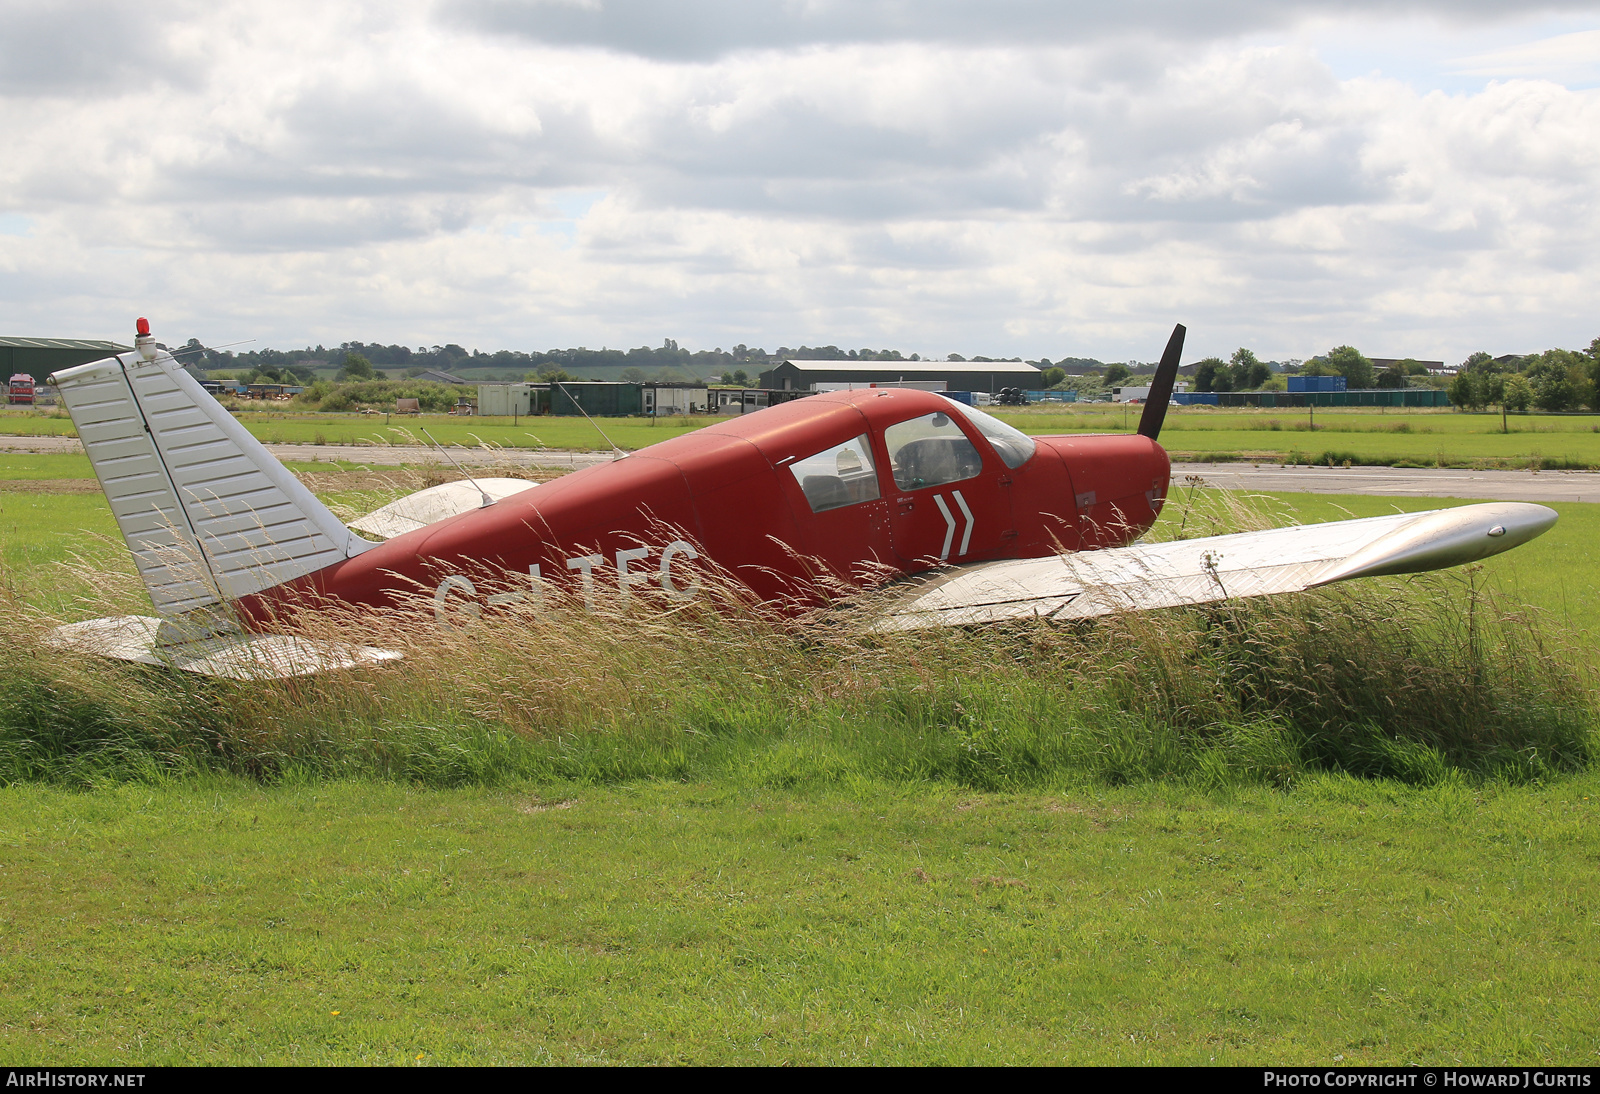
49,324,375,618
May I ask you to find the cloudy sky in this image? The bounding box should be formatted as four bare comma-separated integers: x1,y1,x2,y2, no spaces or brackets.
1,0,1598,364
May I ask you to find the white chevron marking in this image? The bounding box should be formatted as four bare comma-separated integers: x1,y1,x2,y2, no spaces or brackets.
953,490,975,556
933,494,956,560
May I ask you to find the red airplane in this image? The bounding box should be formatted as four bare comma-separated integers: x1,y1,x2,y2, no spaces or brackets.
46,321,1556,677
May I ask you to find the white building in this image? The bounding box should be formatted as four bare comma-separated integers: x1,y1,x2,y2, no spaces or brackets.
477,382,537,416
643,385,708,415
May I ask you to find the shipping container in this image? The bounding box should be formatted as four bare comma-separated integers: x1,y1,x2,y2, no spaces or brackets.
1195,388,1451,408
1288,375,1347,392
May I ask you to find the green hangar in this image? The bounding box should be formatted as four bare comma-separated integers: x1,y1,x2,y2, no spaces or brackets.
0,337,131,383
757,358,1045,393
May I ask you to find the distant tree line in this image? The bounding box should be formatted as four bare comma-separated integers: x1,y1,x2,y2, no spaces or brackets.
176,337,948,387
1447,341,1600,414
1190,348,1278,393
1182,340,1600,410
169,332,1600,413
1185,346,1432,393
295,377,463,413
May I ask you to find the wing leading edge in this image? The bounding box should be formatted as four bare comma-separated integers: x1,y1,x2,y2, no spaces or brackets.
873,502,1557,630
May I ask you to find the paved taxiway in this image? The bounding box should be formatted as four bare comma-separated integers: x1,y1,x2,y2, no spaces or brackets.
2,436,1594,503
1169,461,1600,503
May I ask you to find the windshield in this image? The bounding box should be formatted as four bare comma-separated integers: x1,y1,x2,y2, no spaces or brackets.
941,397,1037,469
884,412,983,491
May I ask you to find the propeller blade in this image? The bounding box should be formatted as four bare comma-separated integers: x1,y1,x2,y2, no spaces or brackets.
1137,323,1186,441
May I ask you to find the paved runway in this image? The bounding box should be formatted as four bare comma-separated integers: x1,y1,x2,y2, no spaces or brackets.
3,435,1595,502
1169,461,1600,503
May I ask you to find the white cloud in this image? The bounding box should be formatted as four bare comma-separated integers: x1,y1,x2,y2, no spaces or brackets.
0,0,1597,363
450,0,1600,60
1449,27,1600,83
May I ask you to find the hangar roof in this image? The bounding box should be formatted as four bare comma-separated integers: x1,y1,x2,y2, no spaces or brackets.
0,337,129,351
776,358,1039,375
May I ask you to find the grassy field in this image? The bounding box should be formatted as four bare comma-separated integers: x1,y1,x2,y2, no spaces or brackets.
1150,423,1600,469
6,403,1600,468
0,456,1596,1064
3,774,1598,1065
0,406,708,453
1006,405,1600,469
0,457,417,617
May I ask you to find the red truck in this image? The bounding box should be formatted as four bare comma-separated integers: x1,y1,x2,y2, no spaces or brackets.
7,374,34,405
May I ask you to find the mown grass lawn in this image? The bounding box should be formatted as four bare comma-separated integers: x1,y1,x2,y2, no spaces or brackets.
0,411,77,438
1002,405,1600,438
2,775,1598,1065
229,414,709,452
1155,429,1600,468
1002,405,1600,468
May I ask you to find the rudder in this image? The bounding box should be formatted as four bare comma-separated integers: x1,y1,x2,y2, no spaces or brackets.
49,330,374,618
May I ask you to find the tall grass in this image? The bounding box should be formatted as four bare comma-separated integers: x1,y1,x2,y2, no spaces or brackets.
1,525,1591,791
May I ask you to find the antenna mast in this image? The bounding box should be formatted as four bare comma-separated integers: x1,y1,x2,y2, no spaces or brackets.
420,427,494,508
555,382,627,459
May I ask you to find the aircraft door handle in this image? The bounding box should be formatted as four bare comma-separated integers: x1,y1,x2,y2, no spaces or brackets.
898,499,914,510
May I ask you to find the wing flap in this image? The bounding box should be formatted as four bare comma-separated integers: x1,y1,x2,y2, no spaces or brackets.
874,502,1557,630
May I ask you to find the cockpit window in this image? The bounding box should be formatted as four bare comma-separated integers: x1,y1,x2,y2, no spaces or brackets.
884,412,984,491
789,434,882,513
941,397,1037,470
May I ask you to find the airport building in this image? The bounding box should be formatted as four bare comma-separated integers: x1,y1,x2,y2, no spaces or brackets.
0,337,129,383
476,381,813,417
477,382,540,416
758,359,1045,393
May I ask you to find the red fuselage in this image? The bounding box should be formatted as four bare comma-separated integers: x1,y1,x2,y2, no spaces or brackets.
240,389,1170,622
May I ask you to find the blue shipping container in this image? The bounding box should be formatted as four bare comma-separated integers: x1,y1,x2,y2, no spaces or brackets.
1288,375,1347,392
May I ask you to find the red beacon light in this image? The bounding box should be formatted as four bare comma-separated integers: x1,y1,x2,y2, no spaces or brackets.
133,316,157,361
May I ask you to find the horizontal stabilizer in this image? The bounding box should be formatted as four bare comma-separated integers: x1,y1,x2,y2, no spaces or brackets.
875,502,1556,630
350,478,537,540
46,616,401,680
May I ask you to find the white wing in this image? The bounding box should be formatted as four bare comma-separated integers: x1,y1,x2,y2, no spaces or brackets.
874,502,1556,630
